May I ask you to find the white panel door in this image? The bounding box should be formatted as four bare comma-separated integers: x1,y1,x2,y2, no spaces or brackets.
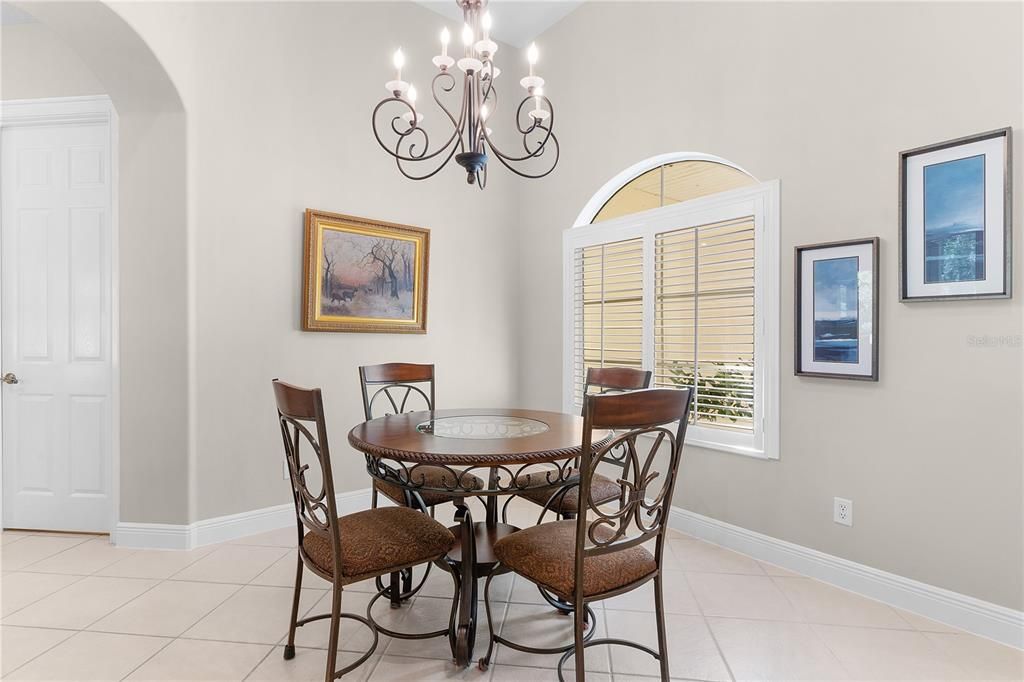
1,121,113,532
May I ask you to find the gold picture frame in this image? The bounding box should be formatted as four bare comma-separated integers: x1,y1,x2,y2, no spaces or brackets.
302,209,429,333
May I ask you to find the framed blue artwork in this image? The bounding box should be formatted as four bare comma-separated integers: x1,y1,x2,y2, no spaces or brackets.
796,238,879,381
900,128,1012,301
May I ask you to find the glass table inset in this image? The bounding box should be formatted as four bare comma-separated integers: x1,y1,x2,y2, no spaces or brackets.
416,414,550,440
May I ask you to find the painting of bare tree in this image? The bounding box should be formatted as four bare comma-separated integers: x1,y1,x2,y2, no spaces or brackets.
303,210,429,333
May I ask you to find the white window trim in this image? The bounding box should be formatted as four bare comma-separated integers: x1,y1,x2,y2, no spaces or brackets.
563,179,781,460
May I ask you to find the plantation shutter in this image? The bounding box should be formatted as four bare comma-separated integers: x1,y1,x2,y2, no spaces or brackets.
571,237,644,410
654,217,756,431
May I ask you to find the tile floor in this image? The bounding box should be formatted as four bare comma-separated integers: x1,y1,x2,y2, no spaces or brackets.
2,501,1022,681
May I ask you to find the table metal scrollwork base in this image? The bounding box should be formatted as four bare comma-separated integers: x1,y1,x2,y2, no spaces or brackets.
349,408,610,668
365,458,590,666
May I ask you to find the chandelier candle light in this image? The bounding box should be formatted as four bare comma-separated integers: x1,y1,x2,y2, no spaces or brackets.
371,0,558,188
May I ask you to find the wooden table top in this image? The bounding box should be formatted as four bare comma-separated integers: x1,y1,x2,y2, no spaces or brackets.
347,408,608,465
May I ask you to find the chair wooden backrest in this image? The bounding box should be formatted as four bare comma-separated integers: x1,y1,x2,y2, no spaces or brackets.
583,367,652,402
272,379,341,579
359,363,435,420
582,367,652,473
574,388,693,596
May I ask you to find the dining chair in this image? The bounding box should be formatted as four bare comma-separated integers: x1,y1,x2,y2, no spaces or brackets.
479,387,694,682
511,366,652,522
504,366,653,617
273,379,456,681
359,363,483,604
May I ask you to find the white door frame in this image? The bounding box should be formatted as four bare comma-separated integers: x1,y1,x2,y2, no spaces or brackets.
0,95,120,534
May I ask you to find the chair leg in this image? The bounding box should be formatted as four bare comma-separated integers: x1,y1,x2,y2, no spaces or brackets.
401,567,413,595
654,573,670,681
389,570,402,609
284,554,303,660
477,568,501,669
324,584,343,682
371,484,379,509
572,599,587,682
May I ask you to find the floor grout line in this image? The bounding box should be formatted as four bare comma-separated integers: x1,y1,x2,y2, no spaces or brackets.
0,534,30,548
599,599,612,674
4,530,1017,681
78,576,169,632
241,642,278,681
162,545,291,583
682,570,737,682
2,574,160,626
1,571,93,620
116,633,178,681
1,535,95,573
801,618,856,680
0,623,77,678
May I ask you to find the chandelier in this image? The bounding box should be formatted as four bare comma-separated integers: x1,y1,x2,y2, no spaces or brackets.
371,0,558,189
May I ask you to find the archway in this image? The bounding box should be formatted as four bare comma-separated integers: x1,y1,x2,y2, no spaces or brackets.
5,1,190,530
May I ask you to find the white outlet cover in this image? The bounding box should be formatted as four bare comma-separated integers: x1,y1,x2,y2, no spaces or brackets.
834,497,853,527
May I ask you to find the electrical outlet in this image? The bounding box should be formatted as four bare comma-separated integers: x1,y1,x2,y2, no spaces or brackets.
282,461,290,481
834,497,853,527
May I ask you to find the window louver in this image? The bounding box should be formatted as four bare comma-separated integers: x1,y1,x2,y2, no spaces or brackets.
571,237,644,410
654,217,755,431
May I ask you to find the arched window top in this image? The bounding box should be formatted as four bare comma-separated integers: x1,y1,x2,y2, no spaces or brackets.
573,153,758,226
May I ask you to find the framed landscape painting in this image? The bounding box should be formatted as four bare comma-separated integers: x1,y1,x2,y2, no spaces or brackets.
899,128,1012,301
795,238,879,381
302,209,429,333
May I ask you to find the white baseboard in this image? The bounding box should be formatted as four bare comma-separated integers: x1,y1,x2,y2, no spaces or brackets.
114,492,1022,649
113,522,193,550
114,488,373,551
669,506,1024,650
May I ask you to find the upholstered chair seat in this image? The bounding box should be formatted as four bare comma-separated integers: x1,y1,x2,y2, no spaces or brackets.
493,519,657,599
359,362,484,607
479,387,694,681
273,379,457,681
512,367,651,523
376,466,484,507
514,471,622,514
302,507,455,582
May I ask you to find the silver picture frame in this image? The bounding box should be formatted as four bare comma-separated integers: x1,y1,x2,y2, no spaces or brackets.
795,237,880,381
899,127,1012,302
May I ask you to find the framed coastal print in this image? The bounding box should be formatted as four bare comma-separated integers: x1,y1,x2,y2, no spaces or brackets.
899,128,1012,301
302,209,429,333
795,238,879,381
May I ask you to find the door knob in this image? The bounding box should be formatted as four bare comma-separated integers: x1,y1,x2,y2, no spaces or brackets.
2,372,18,385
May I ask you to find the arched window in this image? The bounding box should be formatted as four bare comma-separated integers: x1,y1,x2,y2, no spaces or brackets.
592,160,758,223
564,153,780,459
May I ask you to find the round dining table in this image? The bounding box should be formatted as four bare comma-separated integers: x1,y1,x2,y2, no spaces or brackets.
347,407,609,667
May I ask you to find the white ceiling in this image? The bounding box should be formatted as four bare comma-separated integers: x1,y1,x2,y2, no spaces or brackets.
1,2,577,44
414,1,582,48
0,2,37,25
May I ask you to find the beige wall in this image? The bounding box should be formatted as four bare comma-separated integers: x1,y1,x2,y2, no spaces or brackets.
517,2,1023,610
3,2,520,525
2,10,191,524
109,1,523,521
0,22,104,98
4,1,1021,612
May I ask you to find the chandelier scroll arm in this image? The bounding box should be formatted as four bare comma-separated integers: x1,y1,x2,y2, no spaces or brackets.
371,92,463,164
481,94,555,164
431,70,468,155
486,128,560,179
394,134,463,181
